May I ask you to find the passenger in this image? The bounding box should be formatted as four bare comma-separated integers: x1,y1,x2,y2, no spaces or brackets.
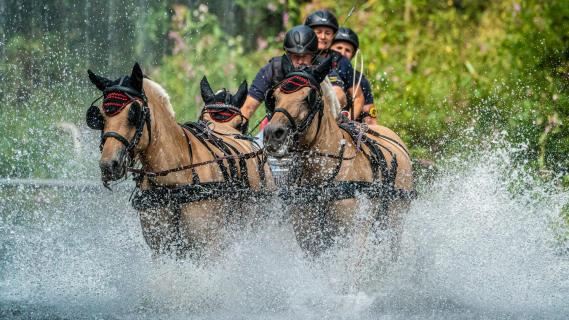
331,27,377,125
304,9,366,121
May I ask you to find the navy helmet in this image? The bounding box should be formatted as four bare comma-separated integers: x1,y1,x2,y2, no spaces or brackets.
283,25,318,55
304,10,339,33
333,27,359,52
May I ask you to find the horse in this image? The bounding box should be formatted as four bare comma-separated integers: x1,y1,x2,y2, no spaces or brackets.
263,57,414,257
85,63,273,258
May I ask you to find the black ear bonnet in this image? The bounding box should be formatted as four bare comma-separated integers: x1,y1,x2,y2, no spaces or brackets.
201,76,248,109
200,76,248,125
86,69,147,131
85,63,153,161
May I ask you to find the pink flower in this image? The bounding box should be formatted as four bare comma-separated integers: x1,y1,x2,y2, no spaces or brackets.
257,37,268,50
168,31,187,55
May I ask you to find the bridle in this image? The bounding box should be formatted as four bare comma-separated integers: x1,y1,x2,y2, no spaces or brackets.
267,72,358,184
268,72,325,144
86,78,152,165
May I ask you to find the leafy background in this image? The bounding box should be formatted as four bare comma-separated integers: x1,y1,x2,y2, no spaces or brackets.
0,0,567,185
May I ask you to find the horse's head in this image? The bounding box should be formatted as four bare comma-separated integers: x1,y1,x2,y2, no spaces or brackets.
86,63,151,183
264,56,332,157
200,76,248,132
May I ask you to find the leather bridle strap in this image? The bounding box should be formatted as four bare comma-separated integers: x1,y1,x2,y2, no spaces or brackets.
102,131,131,148
273,107,298,132
272,95,324,144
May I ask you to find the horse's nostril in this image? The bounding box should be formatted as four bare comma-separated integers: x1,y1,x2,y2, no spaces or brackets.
100,158,124,180
111,159,121,170
100,162,113,177
274,128,286,141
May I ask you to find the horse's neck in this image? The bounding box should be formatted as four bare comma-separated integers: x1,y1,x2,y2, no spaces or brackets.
298,94,345,181
303,109,342,150
140,104,190,182
301,82,343,153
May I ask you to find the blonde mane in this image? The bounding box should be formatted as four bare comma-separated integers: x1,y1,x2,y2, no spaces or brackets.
142,78,175,118
320,77,341,120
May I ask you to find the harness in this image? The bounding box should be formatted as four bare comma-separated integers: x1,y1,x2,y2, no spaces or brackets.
86,83,268,208
128,120,269,208
269,72,416,215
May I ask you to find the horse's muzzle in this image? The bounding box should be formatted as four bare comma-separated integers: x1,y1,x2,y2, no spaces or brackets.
264,124,290,157
100,155,127,182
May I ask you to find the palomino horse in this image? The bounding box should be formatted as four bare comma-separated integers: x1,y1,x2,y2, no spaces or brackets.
86,63,273,258
263,57,414,256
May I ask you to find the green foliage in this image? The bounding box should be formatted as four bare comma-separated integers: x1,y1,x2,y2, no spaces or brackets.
151,4,282,124
302,0,569,175
1,0,568,182
0,35,94,178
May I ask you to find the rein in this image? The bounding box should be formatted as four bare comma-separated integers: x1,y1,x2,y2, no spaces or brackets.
128,148,263,178
289,140,356,161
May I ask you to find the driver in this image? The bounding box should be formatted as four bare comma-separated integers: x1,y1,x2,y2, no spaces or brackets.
241,25,347,122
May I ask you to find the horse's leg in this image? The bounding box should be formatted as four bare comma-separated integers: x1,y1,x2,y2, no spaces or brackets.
177,199,225,259
139,208,181,256
290,203,329,256
327,198,360,239
328,198,378,291
384,198,411,261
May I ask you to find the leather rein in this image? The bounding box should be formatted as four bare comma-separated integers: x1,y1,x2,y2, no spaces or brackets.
128,148,264,179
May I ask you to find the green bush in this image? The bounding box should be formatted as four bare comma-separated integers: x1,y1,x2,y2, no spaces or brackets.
151,4,282,125
0,35,95,178
301,0,568,175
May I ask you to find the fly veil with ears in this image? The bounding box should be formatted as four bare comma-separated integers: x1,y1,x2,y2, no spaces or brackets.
264,56,333,141
85,63,152,156
199,76,249,133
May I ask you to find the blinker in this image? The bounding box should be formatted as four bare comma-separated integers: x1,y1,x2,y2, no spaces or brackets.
86,104,104,130
128,101,142,126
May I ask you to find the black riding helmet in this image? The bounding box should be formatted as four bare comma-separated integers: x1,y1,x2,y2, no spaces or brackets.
333,27,359,52
283,25,318,55
304,10,339,33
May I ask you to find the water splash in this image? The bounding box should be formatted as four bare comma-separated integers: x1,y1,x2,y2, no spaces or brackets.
1,140,568,319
